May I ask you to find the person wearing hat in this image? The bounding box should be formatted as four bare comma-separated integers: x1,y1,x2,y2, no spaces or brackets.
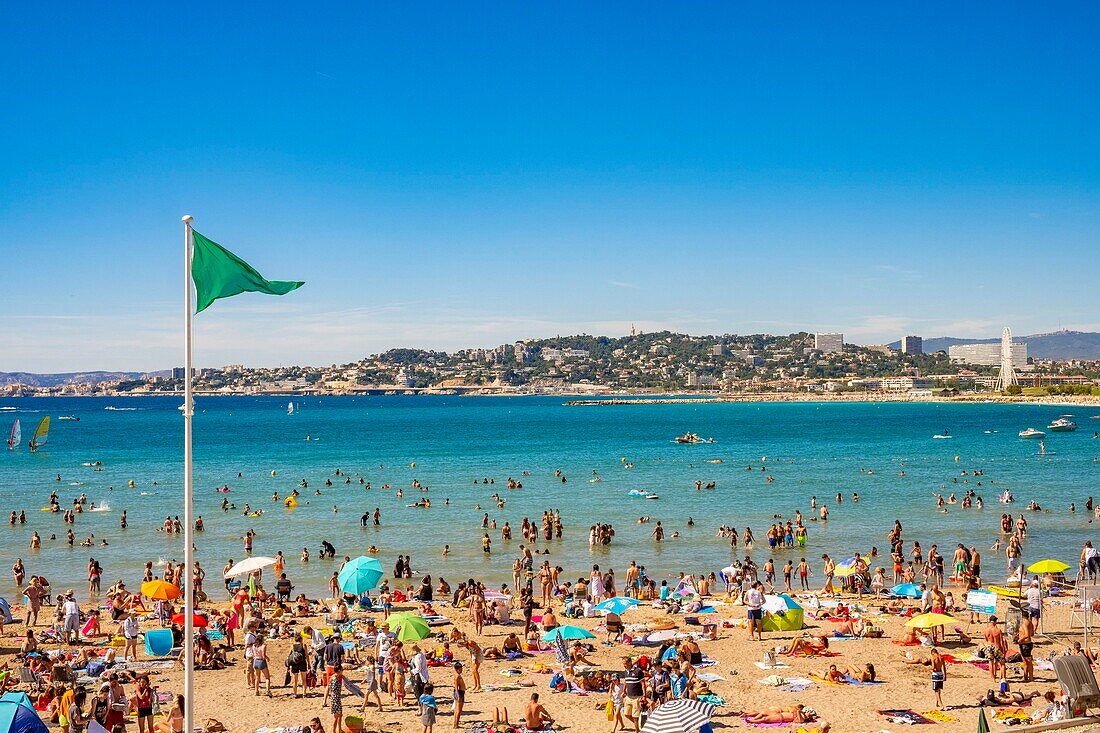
409,643,429,699
61,591,81,645
1026,578,1043,620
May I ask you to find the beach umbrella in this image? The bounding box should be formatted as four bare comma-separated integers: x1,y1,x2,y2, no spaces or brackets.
833,556,860,577
0,691,48,733
906,612,957,629
542,625,595,642
595,597,640,615
553,630,570,665
388,612,430,642
171,613,209,628
337,556,384,595
976,707,990,733
483,590,509,601
1027,559,1070,574
641,698,715,733
890,583,923,599
141,580,182,601
223,556,277,578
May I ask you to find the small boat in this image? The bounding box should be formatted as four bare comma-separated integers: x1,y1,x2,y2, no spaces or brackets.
675,432,712,444
1047,416,1077,432
58,416,80,422
6,419,19,450
1018,428,1045,439
29,416,50,451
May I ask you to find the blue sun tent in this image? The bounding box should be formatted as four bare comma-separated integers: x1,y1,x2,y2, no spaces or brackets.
0,598,12,624
0,691,48,733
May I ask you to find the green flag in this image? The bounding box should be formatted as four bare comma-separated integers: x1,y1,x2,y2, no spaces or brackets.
191,229,304,313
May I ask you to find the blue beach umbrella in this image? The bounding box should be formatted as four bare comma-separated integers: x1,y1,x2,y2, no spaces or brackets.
891,583,923,599
337,556,384,595
0,691,47,733
542,625,596,642
595,597,640,615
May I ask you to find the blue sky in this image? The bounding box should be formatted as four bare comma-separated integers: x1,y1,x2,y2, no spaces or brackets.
1,3,1097,372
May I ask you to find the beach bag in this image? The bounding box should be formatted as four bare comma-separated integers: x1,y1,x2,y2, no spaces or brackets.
305,670,317,688
762,651,776,668
549,672,566,691
606,699,614,721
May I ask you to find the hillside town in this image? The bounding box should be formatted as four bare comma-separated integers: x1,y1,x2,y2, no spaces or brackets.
4,330,1100,398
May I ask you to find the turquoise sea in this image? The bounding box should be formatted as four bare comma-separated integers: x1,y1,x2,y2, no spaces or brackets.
1,396,1098,596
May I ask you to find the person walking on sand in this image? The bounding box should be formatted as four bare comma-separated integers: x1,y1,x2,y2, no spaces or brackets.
451,661,467,729
930,647,947,709
252,633,272,697
1017,612,1036,682
984,616,1008,681
323,663,346,733
746,581,764,641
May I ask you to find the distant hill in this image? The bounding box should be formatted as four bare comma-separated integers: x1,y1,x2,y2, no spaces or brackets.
888,331,1100,360
0,371,165,387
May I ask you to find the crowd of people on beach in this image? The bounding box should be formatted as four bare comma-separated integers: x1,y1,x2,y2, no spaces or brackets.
5,454,1100,733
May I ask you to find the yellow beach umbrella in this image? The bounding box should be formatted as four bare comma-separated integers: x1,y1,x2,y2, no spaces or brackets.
905,612,957,629
1027,559,1070,574
141,579,182,601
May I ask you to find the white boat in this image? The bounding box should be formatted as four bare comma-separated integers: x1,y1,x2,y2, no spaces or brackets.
1048,416,1077,432
6,419,19,450
1019,428,1045,439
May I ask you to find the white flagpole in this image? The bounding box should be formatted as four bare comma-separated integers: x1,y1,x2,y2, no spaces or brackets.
181,214,196,733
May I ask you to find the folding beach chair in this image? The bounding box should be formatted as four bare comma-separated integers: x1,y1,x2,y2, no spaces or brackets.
17,667,43,692
1053,654,1100,716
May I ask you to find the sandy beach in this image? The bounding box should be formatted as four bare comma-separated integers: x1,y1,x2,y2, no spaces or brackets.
3,577,1095,733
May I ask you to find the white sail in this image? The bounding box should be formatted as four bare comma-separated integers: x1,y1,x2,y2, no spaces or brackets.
287,401,294,415
6,419,19,450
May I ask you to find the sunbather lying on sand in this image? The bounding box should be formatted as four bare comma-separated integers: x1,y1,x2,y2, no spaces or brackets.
783,635,830,656
743,704,828,730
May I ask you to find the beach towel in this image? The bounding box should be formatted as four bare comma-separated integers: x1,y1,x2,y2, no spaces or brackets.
844,674,883,686
696,693,725,706
921,710,958,723
878,709,934,724
778,681,814,693
697,672,725,682
754,660,790,670
993,708,1032,722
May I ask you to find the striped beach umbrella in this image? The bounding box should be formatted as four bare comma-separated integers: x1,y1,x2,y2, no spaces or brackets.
642,698,715,733
552,630,570,665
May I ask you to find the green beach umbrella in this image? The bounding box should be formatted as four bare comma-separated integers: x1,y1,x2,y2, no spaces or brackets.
388,612,431,642
337,556,384,595
977,706,990,733
542,625,596,642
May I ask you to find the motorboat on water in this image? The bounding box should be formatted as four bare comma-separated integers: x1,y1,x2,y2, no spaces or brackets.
1019,428,1045,439
58,416,80,421
674,432,713,444
1047,416,1077,432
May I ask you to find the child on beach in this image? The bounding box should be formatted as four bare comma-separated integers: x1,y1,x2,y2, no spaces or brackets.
418,682,437,733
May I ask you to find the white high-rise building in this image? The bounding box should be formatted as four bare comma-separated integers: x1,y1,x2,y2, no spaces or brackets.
814,333,844,355
948,341,1028,368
